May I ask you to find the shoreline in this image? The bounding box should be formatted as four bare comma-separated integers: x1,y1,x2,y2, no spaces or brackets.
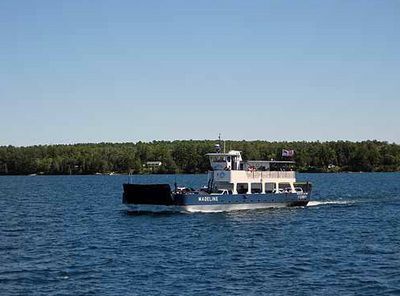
0,171,399,177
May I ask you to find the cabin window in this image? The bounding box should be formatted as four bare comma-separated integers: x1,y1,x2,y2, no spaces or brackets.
237,183,248,194
212,156,225,162
251,183,262,194
265,183,276,193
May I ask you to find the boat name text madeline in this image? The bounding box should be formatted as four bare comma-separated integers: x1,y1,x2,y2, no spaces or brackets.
198,196,219,202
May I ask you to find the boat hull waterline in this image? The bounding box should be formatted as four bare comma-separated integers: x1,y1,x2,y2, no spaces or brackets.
125,201,307,213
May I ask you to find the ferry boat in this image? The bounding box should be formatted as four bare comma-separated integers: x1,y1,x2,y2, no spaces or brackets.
123,144,311,212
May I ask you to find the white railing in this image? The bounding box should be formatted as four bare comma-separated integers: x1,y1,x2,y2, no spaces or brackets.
213,170,295,183
248,171,295,179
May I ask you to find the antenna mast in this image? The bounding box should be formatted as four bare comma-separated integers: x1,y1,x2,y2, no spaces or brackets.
218,133,226,153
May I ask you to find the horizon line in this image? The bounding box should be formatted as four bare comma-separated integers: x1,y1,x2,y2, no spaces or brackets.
1,138,398,148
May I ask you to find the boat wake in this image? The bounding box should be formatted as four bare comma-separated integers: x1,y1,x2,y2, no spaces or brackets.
307,200,354,207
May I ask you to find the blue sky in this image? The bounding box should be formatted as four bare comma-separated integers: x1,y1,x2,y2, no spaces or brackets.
1,0,399,146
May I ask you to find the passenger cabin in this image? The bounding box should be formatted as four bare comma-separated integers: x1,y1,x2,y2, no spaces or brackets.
206,150,298,195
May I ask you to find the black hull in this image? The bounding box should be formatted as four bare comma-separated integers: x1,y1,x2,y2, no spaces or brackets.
123,183,174,205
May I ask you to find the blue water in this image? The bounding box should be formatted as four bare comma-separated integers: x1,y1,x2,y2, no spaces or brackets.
1,173,399,295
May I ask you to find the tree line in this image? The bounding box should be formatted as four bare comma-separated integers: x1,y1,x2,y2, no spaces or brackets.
0,140,399,175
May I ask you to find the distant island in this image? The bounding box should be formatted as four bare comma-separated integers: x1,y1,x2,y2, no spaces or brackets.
0,140,399,175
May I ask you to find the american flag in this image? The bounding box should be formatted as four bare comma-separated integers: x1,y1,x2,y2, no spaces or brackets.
282,149,295,157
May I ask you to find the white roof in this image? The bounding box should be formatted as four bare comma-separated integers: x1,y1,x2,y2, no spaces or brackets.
206,150,242,156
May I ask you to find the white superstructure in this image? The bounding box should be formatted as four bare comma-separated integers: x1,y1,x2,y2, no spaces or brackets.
206,150,298,194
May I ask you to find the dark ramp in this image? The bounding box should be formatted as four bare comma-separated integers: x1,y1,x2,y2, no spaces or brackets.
123,184,174,205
